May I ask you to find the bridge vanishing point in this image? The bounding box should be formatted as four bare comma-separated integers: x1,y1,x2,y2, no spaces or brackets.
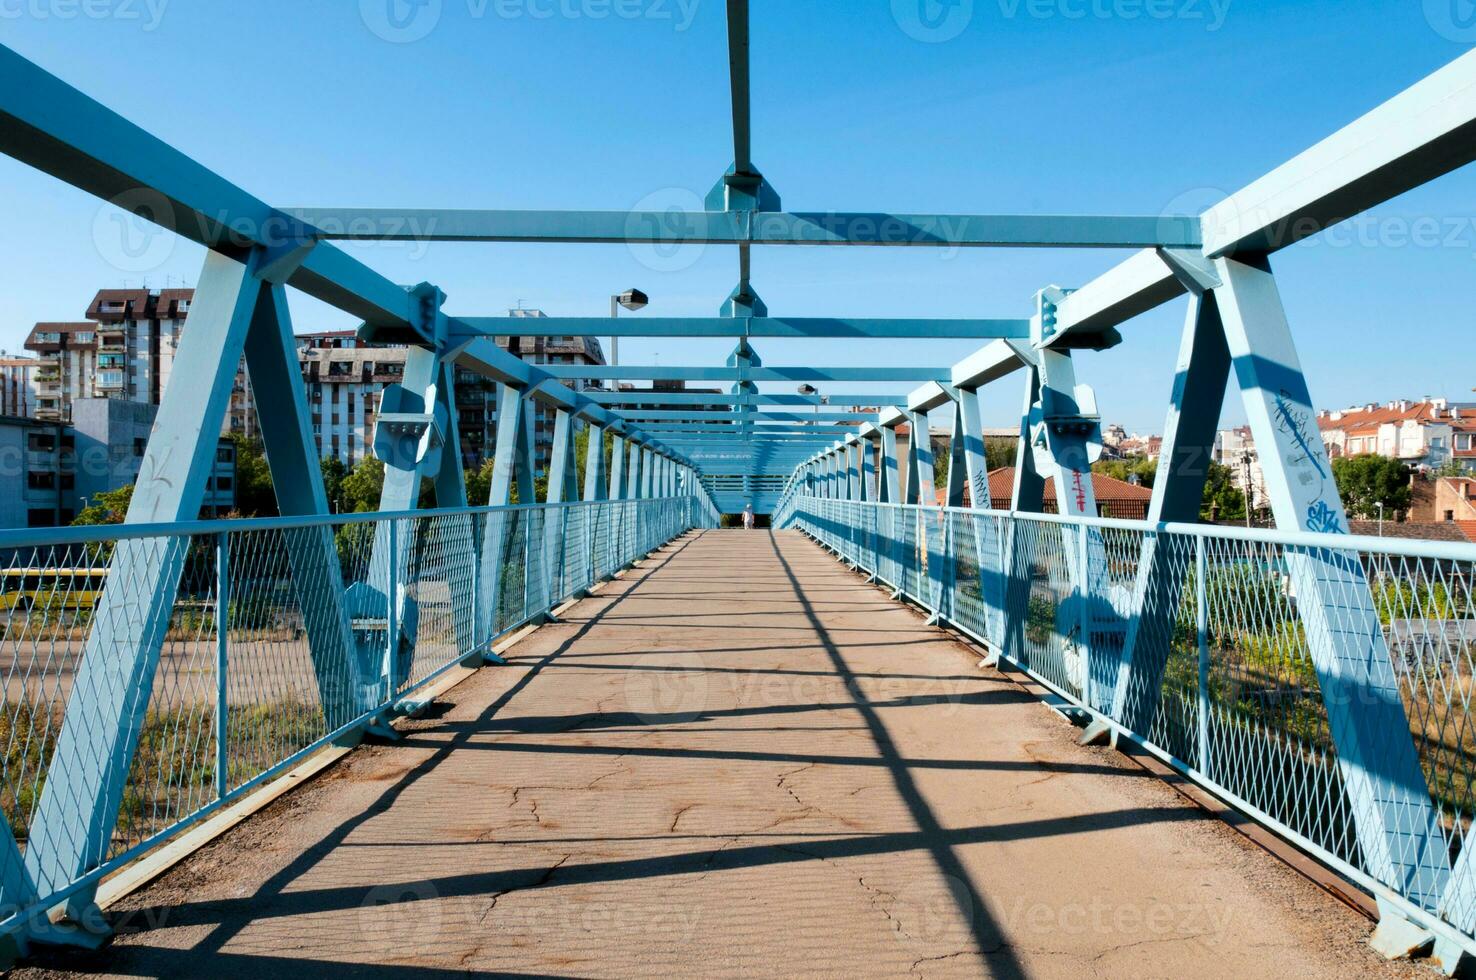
1,4,1475,977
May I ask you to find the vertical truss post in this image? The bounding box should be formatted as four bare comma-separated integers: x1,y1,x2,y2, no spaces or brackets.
363,344,444,698
1031,288,1113,709
910,410,945,620
1108,270,1232,735
859,430,877,503
956,385,1008,655
1213,254,1451,929
609,433,627,501
878,412,905,590
244,277,370,722
627,441,642,501
476,381,532,650
543,408,576,608
1000,364,1046,669
607,431,627,571
22,246,343,922
584,423,607,502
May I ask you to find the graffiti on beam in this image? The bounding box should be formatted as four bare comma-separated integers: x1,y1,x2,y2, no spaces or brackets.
1273,390,1326,489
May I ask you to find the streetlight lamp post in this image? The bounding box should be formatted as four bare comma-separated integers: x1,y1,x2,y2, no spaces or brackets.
797,384,819,419
1241,449,1254,529
1376,501,1385,536
609,288,648,393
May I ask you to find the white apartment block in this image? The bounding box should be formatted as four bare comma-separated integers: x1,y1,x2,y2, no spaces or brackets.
1318,398,1476,471
298,317,606,473
0,357,41,417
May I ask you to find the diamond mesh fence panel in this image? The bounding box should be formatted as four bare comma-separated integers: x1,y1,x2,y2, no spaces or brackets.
0,497,697,931
779,495,1476,945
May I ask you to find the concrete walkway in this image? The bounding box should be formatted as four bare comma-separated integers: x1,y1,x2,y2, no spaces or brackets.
25,530,1421,979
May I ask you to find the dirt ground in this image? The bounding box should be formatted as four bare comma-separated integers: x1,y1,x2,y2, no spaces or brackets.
15,530,1436,978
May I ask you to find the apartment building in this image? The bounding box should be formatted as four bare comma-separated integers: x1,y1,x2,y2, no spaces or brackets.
0,400,234,528
1318,398,1476,470
1213,425,1269,510
0,357,41,417
297,317,606,473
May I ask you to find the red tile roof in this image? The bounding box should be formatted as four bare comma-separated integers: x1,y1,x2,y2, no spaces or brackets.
981,467,1152,519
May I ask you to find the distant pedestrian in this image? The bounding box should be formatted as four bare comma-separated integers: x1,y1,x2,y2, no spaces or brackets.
742,503,755,530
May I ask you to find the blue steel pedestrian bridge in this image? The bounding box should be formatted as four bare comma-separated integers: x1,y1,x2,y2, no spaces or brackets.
1,4,1476,975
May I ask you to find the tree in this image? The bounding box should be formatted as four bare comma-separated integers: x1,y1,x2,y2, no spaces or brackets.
1092,457,1158,490
339,456,386,513
320,456,349,514
72,485,133,526
984,438,1018,471
228,434,277,517
1200,461,1247,523
1333,454,1412,519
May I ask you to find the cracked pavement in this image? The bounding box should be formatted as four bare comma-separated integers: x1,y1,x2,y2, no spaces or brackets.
20,530,1428,979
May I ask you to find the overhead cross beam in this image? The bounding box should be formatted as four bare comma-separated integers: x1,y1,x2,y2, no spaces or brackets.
286,207,1201,249
1044,47,1476,349
455,316,1030,339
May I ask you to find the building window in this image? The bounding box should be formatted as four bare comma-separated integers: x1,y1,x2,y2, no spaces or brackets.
134,438,148,457
26,509,53,527
216,476,233,491
27,433,56,452
217,447,233,463
27,472,55,490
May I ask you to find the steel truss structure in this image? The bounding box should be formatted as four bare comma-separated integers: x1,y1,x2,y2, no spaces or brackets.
1,0,1476,968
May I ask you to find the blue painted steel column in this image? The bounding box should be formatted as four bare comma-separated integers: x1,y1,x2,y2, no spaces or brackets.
584,423,607,502
1214,254,1450,916
608,433,627,501
363,345,445,694
1032,289,1115,708
956,384,1007,653
477,382,532,643
543,408,576,604
1109,287,1231,734
244,279,366,712
910,410,945,615
22,248,311,916
1000,366,1046,668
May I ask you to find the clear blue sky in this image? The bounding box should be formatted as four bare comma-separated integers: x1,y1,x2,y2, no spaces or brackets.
1,0,1472,433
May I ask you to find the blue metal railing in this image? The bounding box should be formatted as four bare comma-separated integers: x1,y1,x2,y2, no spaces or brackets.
777,494,1476,959
0,496,711,942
